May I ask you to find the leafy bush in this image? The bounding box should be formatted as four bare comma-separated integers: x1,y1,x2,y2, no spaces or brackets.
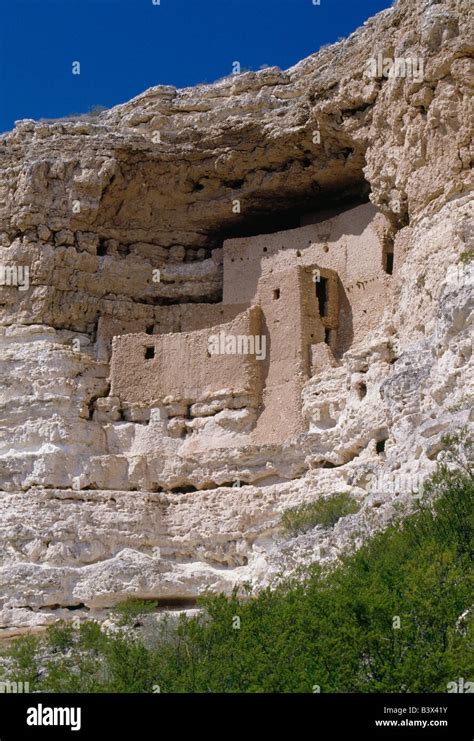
111,599,159,626
0,634,40,686
460,250,474,264
47,621,75,652
281,492,360,534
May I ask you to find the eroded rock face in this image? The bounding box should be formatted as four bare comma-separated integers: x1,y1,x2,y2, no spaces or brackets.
0,0,473,635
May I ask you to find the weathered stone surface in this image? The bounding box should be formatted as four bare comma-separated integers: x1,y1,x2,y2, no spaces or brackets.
0,0,472,634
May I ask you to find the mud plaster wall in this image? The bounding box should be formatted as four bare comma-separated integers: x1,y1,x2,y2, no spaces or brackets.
109,203,393,445
250,266,318,444
109,267,324,444
175,303,250,333
97,303,248,362
110,306,263,406
223,203,392,355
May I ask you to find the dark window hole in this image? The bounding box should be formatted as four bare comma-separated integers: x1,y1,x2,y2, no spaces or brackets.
383,236,395,275
385,252,394,275
97,239,107,257
316,277,328,317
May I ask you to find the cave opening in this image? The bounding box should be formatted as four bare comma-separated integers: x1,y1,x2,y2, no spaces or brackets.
376,439,387,454
210,184,370,246
169,484,198,494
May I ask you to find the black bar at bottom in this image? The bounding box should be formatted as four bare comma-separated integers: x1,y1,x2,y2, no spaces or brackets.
0,693,471,739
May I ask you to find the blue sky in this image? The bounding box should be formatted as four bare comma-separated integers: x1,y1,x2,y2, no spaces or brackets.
0,0,393,133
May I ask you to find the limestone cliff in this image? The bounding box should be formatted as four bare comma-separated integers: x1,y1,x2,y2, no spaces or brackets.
0,0,472,636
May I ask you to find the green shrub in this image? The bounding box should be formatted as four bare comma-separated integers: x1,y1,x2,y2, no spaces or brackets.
111,599,159,626
1,634,40,686
460,250,474,264
281,492,360,534
47,621,75,652
77,619,105,653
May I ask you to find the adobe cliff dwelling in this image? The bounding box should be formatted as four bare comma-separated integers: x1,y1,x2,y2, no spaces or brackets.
0,0,472,635
109,202,393,448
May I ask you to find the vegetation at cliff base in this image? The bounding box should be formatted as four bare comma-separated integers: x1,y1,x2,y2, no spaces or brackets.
281,491,360,534
1,434,472,693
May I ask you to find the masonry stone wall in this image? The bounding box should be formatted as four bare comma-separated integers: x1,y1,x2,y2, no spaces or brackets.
98,303,248,362
176,303,249,333
222,203,391,356
249,266,321,443
110,306,263,408
108,202,393,446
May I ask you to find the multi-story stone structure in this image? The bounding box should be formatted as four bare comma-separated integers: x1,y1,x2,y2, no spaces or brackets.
110,202,393,446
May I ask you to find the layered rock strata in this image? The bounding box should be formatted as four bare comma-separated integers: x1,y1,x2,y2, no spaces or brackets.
0,0,472,635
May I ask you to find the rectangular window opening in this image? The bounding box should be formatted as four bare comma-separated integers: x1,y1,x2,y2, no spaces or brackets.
316,277,328,317
97,239,107,257
145,346,155,360
273,288,280,300
385,252,394,275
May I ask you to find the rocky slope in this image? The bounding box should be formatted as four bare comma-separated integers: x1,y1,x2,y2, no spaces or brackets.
0,0,472,635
